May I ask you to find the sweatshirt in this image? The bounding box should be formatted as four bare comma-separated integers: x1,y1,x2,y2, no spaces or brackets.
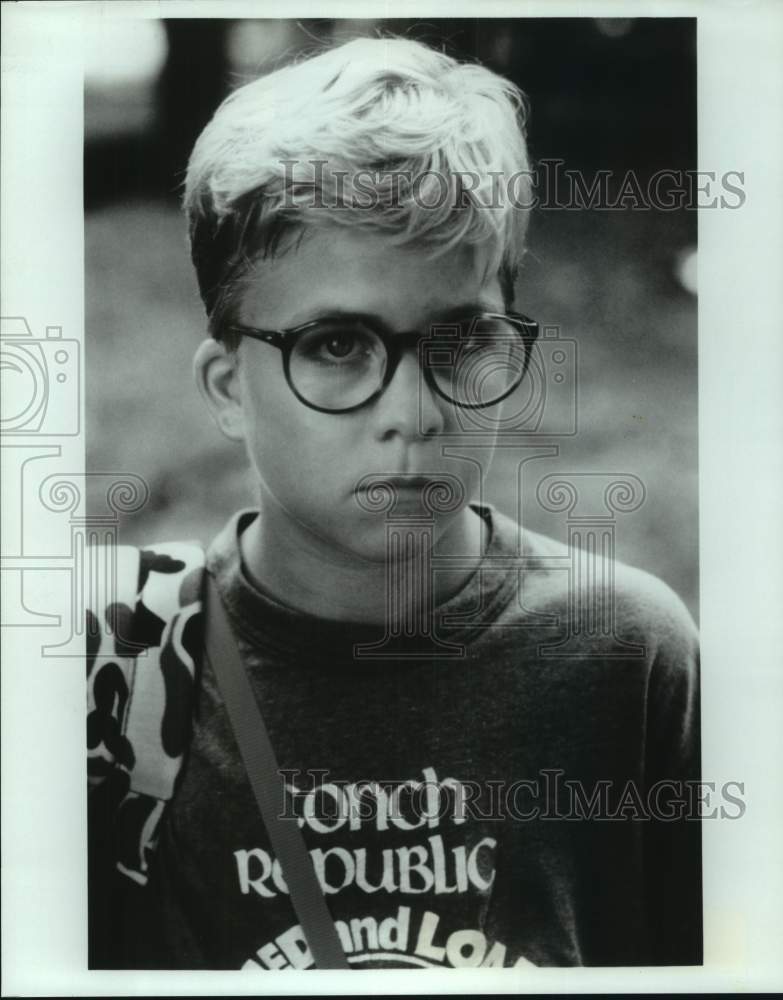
88,503,701,969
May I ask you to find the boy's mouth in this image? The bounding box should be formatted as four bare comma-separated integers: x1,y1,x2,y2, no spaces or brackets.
353,473,466,514
355,473,447,492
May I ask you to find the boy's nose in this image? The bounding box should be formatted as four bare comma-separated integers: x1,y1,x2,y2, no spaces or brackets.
371,348,445,441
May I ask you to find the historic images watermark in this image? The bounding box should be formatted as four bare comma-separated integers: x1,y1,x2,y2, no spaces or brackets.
279,157,746,212
277,768,746,828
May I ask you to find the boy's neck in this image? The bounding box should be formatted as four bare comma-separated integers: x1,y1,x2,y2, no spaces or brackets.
238,502,488,625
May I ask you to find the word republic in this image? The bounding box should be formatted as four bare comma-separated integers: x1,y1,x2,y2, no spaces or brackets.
235,833,497,898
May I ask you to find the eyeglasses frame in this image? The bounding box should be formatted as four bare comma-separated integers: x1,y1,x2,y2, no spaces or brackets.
225,311,540,415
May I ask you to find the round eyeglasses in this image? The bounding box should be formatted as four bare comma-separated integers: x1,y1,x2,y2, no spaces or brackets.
226,311,539,414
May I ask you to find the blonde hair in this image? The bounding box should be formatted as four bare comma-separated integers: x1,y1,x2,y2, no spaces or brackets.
184,36,532,344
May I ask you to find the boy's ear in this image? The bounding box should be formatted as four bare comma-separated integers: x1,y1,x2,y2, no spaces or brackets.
193,338,246,442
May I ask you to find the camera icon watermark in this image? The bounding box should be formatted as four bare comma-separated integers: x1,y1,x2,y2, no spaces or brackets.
517,326,578,435
418,322,577,437
0,317,80,436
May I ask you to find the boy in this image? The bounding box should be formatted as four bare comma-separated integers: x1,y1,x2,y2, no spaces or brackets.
87,36,701,969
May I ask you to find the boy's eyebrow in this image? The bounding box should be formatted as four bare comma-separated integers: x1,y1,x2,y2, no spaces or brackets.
283,301,505,330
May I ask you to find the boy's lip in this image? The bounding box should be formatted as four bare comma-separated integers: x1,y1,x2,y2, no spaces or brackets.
354,473,448,493
352,473,466,515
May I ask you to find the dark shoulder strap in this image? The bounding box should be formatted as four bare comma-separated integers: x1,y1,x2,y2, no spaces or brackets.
203,572,349,970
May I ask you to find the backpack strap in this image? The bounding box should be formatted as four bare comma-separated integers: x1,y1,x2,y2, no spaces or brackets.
87,543,206,885
204,573,349,969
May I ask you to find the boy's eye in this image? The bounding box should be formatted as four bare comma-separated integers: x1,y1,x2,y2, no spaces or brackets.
296,324,381,366
323,333,358,359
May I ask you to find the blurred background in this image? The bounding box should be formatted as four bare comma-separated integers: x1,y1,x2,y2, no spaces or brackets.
85,17,698,620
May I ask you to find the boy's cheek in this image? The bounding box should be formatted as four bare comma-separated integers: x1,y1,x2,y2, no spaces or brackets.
244,430,354,506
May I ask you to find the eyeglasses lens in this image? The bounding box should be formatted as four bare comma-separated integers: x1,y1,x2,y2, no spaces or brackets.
426,317,527,408
290,321,387,411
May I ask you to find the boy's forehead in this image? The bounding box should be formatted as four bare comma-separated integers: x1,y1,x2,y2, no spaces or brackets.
237,226,503,328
